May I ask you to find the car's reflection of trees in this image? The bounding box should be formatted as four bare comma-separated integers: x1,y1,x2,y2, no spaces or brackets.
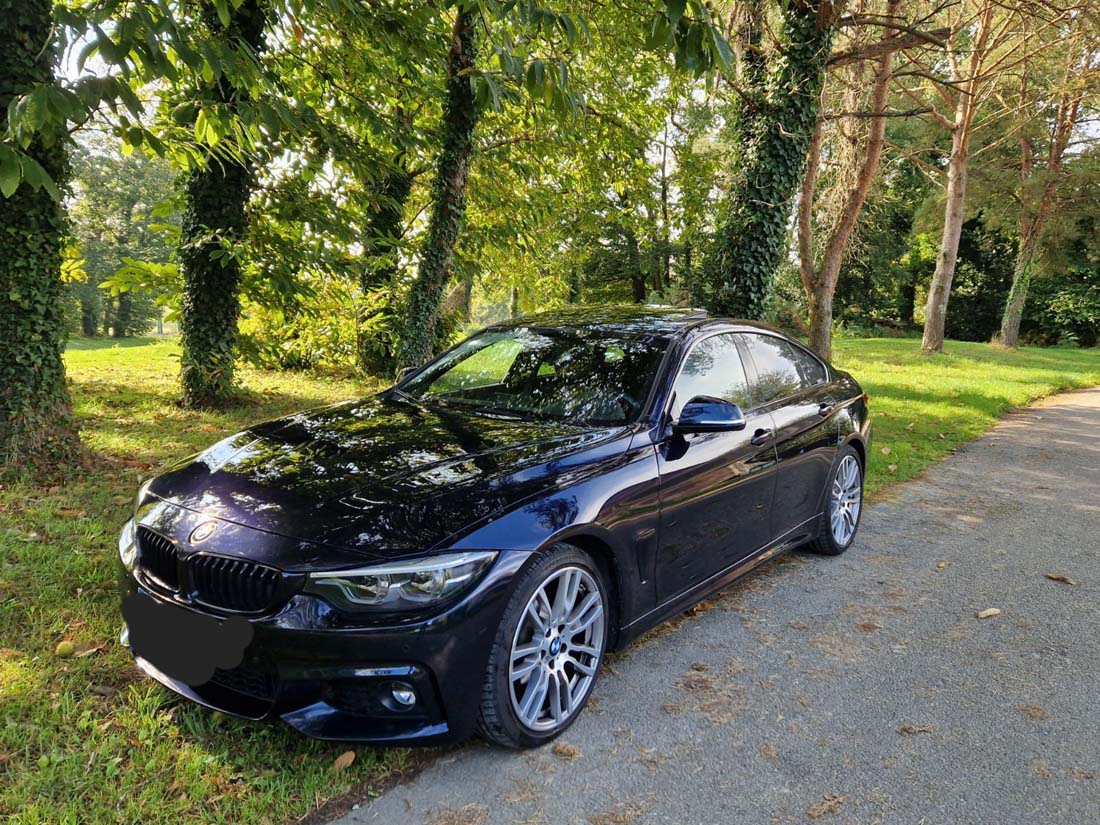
674,339,751,410
528,496,581,531
750,370,800,406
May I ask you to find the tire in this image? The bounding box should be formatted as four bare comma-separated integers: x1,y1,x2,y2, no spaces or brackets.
477,544,609,748
803,445,864,556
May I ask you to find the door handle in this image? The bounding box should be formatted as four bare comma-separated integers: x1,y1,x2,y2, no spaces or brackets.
750,428,773,447
817,402,835,417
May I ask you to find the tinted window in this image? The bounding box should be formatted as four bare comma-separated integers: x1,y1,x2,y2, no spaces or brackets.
670,334,751,418
741,334,827,405
401,328,668,425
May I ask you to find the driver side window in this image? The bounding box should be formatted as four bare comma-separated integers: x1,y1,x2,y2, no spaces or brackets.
671,334,751,419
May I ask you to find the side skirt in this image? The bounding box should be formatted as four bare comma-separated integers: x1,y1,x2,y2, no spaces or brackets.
612,514,821,650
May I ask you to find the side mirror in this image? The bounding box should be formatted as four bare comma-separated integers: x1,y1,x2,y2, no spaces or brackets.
673,396,747,434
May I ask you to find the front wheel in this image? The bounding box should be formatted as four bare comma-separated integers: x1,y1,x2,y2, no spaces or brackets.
803,446,864,556
477,545,608,747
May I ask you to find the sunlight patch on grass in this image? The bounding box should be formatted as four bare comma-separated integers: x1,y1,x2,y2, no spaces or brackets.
832,339,1100,495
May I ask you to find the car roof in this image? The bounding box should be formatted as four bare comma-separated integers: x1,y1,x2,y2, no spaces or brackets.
497,304,791,340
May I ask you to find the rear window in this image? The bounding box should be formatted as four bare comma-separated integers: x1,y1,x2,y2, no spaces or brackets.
741,334,827,405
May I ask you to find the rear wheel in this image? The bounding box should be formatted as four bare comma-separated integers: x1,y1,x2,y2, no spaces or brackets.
803,446,863,556
477,545,608,747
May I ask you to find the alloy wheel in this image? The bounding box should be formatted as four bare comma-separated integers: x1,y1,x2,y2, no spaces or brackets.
830,454,862,546
508,566,605,732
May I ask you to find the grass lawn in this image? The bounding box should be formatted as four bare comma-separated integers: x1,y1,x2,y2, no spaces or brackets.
1,335,1098,823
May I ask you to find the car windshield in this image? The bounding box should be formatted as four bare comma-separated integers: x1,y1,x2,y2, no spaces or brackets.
399,327,669,425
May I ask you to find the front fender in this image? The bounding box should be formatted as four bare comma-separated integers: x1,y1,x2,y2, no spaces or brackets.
447,435,661,630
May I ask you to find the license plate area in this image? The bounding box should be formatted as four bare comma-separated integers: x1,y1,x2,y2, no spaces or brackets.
122,593,254,687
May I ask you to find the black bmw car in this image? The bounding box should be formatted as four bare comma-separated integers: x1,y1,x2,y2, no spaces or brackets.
118,305,870,747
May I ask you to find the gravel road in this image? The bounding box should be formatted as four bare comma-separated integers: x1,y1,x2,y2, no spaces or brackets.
332,387,1100,825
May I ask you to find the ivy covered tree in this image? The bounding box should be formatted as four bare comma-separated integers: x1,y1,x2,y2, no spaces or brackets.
700,0,844,320
0,0,79,469
176,0,267,406
394,6,482,371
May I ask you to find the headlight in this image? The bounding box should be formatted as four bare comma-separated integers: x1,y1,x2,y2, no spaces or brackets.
303,551,498,612
119,518,137,571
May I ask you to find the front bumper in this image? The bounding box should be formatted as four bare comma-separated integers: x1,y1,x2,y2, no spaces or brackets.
118,553,522,744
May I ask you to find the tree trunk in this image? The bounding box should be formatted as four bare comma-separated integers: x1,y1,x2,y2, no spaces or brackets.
998,248,1034,347
682,242,693,295
80,296,99,337
509,285,519,318
0,0,79,468
626,224,645,303
357,162,412,374
178,0,265,406
918,1,996,354
113,292,132,338
998,63,1084,348
898,277,917,326
799,8,897,362
396,9,478,370
659,127,670,295
921,131,968,353
706,0,841,320
807,289,834,356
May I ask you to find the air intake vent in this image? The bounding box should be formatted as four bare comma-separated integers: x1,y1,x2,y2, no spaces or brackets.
189,554,283,613
207,662,276,700
136,526,180,590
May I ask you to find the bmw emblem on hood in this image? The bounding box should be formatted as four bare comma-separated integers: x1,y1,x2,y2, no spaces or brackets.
189,521,218,544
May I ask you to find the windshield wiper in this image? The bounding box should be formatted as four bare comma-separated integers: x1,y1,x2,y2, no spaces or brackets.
391,387,420,405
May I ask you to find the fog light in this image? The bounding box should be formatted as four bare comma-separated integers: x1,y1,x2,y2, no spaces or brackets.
390,684,417,708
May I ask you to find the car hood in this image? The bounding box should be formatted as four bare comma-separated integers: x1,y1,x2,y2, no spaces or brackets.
145,395,629,559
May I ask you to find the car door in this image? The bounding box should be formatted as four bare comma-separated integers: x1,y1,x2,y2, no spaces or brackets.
655,332,779,603
739,333,839,539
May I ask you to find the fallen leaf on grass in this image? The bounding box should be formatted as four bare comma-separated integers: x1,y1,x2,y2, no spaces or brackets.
76,644,105,658
110,495,130,505
1044,573,1077,586
90,685,117,697
332,750,355,772
897,724,934,735
807,794,846,819
887,464,898,473
976,608,1002,619
881,447,891,455
551,742,581,761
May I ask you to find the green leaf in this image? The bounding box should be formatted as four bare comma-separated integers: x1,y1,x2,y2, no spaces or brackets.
0,154,19,198
526,60,545,97
214,0,232,29
645,13,672,50
666,0,686,26
19,156,60,200
710,24,734,69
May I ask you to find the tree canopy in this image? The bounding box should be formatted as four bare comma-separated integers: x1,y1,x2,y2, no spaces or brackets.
3,0,1099,468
